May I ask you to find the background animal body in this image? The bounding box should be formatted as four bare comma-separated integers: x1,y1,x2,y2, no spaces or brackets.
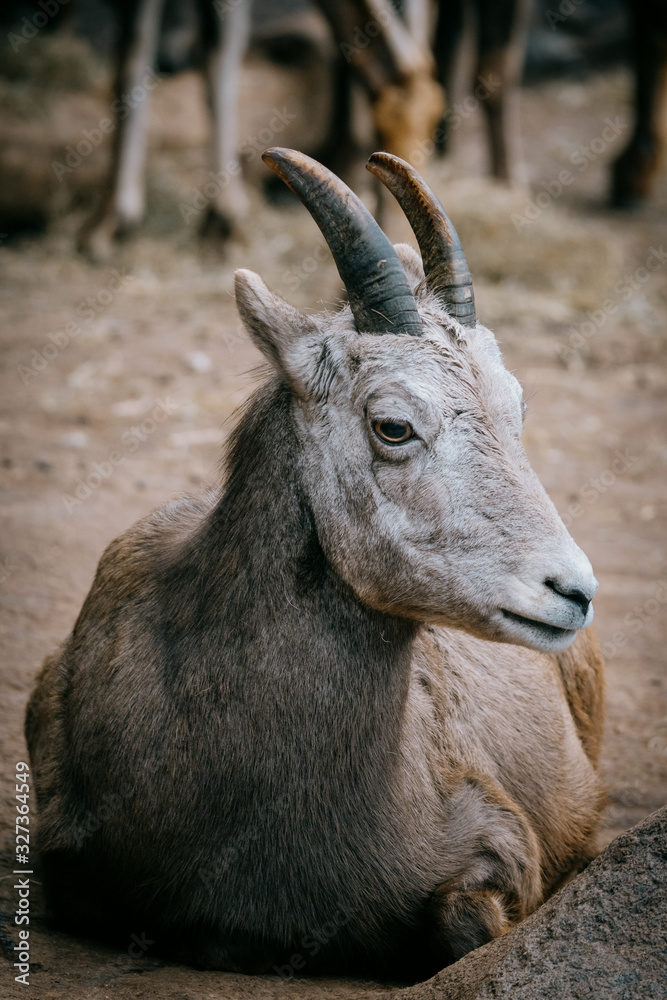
67,0,667,256
65,0,534,256
0,0,665,246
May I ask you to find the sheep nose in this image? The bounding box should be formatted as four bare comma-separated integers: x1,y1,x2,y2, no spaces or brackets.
545,578,594,616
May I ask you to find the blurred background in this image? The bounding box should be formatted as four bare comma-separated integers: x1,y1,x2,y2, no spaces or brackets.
0,1,666,993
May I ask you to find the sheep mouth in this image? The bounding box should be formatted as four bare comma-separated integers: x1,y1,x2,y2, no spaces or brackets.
500,609,576,642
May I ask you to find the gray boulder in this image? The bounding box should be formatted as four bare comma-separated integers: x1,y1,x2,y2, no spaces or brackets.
395,807,666,1000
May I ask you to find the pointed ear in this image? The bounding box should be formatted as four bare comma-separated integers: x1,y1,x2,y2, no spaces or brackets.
393,243,424,291
234,269,321,395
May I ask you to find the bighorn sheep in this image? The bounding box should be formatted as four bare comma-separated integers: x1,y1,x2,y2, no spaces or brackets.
27,148,605,981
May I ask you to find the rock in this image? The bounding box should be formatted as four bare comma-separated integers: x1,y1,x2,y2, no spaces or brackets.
395,807,666,1000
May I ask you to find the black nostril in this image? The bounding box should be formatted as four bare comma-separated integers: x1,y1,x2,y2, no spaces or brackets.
545,580,591,615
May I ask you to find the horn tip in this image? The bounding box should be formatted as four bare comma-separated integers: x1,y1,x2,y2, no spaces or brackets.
262,147,307,190
367,151,402,173
261,147,293,169
262,148,326,190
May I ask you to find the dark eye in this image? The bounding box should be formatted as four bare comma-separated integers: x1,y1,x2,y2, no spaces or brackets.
373,420,414,444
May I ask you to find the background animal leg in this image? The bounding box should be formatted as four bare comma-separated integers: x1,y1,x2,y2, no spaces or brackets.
201,1,252,240
474,0,529,185
610,0,667,207
432,0,466,156
79,0,167,260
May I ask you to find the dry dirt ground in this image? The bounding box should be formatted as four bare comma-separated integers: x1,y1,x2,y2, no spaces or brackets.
0,37,666,1000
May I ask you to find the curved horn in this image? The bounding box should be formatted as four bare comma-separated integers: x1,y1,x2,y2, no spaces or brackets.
366,152,476,327
262,147,422,336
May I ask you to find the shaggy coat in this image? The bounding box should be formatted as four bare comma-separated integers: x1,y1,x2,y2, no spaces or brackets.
27,186,604,981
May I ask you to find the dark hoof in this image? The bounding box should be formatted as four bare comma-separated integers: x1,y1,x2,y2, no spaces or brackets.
200,207,234,241
78,213,138,263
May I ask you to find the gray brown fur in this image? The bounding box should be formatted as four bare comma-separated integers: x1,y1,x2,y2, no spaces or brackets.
26,243,605,981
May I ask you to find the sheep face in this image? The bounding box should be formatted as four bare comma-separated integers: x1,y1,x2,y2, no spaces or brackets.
235,253,597,653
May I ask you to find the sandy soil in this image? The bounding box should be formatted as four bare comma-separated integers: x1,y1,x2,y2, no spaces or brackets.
0,39,665,1000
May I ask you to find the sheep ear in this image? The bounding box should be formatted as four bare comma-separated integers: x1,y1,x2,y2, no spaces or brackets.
393,243,425,290
234,269,320,394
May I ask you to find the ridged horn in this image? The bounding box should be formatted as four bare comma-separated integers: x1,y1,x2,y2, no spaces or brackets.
262,147,422,336
366,152,476,327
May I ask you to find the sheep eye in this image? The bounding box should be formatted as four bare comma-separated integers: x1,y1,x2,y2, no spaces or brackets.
373,420,413,444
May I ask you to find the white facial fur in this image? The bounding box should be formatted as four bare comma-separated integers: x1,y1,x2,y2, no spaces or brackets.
235,245,597,652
